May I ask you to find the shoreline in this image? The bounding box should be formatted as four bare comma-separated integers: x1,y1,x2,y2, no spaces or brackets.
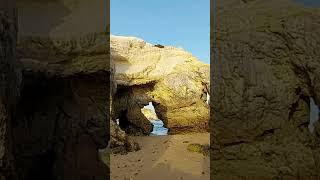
110,133,210,180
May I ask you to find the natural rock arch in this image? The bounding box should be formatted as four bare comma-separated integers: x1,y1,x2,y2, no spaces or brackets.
111,35,210,135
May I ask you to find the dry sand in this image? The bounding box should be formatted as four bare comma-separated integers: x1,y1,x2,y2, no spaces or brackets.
110,133,210,180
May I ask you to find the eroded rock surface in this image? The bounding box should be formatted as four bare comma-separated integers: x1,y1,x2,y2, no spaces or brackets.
104,59,140,157
111,35,210,134
212,0,320,178
109,120,140,154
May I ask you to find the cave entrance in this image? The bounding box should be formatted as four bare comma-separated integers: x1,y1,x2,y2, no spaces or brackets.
309,97,319,133
142,102,168,136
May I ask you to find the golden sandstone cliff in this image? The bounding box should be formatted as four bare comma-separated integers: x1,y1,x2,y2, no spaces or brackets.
141,108,158,121
111,35,210,135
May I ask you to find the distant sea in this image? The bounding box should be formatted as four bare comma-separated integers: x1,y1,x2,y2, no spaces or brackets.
150,120,168,136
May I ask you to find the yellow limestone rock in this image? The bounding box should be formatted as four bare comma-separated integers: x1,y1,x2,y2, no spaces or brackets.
111,35,209,133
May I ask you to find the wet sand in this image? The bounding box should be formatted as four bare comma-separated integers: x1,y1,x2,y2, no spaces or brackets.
110,133,210,180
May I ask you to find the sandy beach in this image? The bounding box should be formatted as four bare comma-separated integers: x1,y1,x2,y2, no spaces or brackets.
110,133,210,180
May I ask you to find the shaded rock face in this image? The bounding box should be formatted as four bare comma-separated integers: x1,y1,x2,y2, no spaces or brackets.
0,3,21,179
109,59,141,153
0,0,110,179
112,84,154,135
212,0,320,178
109,120,140,154
111,35,210,134
12,72,109,179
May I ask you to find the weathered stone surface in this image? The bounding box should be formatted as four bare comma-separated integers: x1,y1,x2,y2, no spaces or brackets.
109,120,140,154
107,56,141,155
11,73,109,179
212,0,320,178
5,0,110,179
112,84,154,135
111,35,209,133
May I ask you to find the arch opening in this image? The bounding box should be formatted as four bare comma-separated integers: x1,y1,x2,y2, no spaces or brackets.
142,102,168,136
309,97,319,133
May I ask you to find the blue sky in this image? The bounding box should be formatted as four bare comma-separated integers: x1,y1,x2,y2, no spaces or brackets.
111,0,210,64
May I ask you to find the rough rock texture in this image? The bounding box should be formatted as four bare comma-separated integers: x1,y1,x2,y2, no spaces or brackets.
141,108,158,121
108,53,140,154
12,68,109,179
112,84,154,135
111,35,210,134
109,120,140,154
212,0,320,178
16,36,109,179
0,2,21,179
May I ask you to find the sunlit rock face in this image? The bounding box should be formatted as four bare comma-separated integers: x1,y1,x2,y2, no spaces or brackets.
111,35,210,134
141,108,158,121
212,0,320,178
